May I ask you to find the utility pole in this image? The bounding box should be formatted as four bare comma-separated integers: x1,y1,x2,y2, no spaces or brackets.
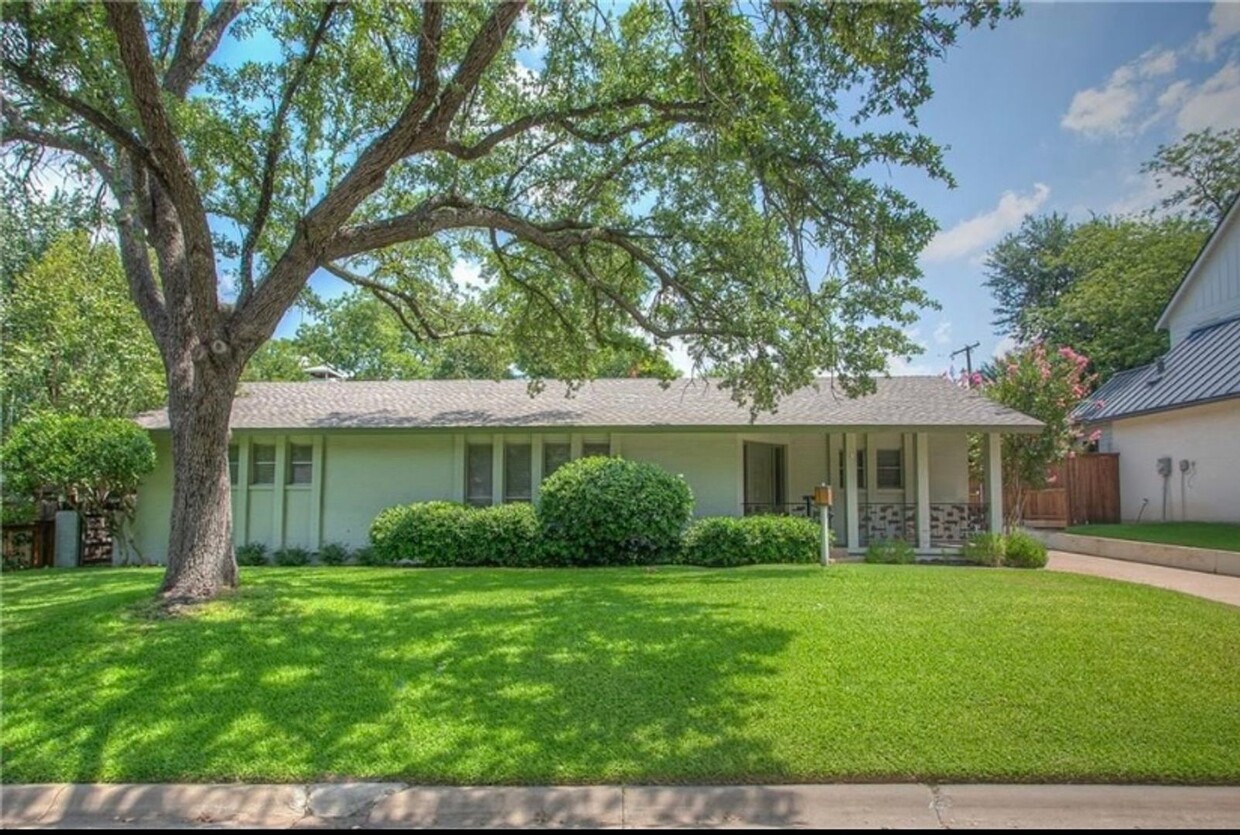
952,342,981,386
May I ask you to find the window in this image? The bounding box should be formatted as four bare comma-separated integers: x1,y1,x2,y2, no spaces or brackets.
582,441,611,458
504,443,532,502
251,444,276,485
288,443,313,485
876,449,903,490
543,442,571,479
855,449,867,490
465,443,493,507
228,445,239,486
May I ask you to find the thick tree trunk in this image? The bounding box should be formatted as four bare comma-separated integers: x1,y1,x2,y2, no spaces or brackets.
159,359,241,602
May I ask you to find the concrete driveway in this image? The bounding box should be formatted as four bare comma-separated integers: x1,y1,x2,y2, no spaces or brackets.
1048,550,1240,607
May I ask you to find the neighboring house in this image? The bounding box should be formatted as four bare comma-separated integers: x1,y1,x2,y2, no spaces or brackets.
1074,197,1240,524
132,376,1040,559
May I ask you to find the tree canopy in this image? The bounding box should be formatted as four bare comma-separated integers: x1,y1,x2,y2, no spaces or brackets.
0,231,166,428
1141,127,1240,224
982,213,1077,343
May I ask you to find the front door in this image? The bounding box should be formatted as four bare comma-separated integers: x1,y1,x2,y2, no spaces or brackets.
743,442,786,514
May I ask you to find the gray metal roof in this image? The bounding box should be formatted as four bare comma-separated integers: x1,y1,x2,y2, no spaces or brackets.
137,376,1042,432
1074,316,1240,423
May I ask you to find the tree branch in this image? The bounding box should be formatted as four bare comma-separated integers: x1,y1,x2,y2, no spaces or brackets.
238,2,340,300
322,261,493,340
163,0,246,98
105,1,219,335
1,103,116,185
2,59,157,173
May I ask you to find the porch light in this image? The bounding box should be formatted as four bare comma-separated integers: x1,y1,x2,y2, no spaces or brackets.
813,485,834,507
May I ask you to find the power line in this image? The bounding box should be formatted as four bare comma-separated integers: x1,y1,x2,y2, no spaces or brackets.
951,342,981,386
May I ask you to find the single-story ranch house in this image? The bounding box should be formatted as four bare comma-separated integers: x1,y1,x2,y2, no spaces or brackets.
132,376,1041,559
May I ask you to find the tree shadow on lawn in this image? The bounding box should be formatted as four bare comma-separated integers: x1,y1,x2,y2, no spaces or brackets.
1,568,798,785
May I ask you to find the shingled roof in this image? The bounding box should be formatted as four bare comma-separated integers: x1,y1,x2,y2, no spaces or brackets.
138,376,1041,432
1073,316,1240,424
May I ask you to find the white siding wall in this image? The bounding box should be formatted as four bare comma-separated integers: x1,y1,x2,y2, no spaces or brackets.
1109,399,1240,523
612,432,744,516
1165,212,1240,346
928,433,971,503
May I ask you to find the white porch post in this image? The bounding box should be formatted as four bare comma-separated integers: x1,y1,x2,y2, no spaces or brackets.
984,432,1003,533
491,433,505,506
916,432,931,551
844,432,859,551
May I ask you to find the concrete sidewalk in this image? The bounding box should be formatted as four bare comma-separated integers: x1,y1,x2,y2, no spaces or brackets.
1047,550,1240,607
3,783,1239,829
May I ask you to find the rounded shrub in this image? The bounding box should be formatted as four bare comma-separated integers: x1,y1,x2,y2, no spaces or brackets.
538,456,693,565
235,542,268,566
318,542,351,566
1003,530,1048,569
962,532,1006,567
460,503,543,567
682,515,821,567
370,501,470,566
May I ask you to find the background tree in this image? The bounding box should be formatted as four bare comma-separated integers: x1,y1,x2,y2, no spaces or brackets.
2,0,1012,602
1141,127,1240,223
982,213,1077,341
979,343,1095,527
1046,216,1208,382
0,231,166,428
0,177,105,290
0,414,157,561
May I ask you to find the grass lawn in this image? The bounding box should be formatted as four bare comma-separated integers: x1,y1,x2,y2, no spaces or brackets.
1066,522,1240,552
3,566,1240,785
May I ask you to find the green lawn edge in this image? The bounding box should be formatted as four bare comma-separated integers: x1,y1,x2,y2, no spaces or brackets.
1065,522,1240,552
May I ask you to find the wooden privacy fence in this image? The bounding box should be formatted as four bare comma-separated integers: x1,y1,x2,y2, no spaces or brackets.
1006,453,1121,528
2,521,55,569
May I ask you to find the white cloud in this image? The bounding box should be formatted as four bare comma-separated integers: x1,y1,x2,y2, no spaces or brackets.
1176,60,1240,132
1061,47,1177,137
992,335,1018,360
922,183,1051,264
932,320,953,346
888,326,948,377
1195,1,1240,60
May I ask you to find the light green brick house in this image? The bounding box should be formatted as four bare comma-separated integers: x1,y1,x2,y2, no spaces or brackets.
131,376,1041,560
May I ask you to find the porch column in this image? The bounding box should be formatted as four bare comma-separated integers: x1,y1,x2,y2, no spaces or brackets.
983,432,1003,533
844,432,859,551
492,433,505,506
916,432,930,551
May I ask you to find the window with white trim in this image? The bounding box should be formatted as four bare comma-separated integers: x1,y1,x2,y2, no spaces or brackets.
504,443,532,502
465,443,493,506
543,442,571,478
288,443,313,485
876,449,903,490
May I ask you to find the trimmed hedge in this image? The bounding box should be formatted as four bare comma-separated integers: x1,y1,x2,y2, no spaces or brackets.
539,456,693,565
369,501,542,567
682,515,822,567
235,542,268,566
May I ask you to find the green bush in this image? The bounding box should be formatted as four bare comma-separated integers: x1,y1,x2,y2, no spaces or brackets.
272,545,312,566
235,542,268,566
318,542,351,566
682,515,822,567
962,532,1006,567
370,501,543,567
538,457,693,565
370,501,469,566
1003,530,1048,569
353,545,385,566
864,538,916,564
459,503,543,567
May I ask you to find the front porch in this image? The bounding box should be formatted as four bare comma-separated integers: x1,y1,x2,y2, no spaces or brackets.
739,431,1004,554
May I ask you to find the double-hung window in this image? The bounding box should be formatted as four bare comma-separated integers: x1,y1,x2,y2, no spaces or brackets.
465,443,493,506
504,443,532,502
251,444,276,485
288,444,314,485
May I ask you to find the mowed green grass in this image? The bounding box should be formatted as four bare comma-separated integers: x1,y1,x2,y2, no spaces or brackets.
1066,522,1240,552
3,566,1240,784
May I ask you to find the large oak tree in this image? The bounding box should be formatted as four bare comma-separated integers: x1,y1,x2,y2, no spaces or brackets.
2,0,1010,601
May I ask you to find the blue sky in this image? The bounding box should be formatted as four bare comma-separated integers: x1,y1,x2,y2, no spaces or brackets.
886,0,1240,376
266,2,1240,377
